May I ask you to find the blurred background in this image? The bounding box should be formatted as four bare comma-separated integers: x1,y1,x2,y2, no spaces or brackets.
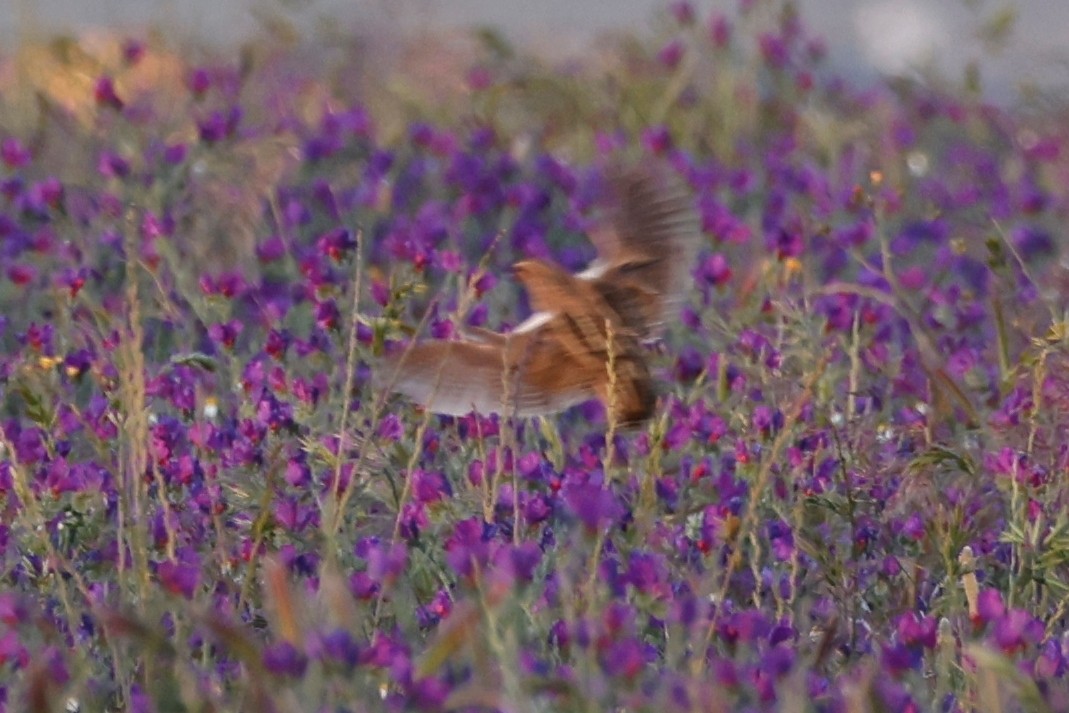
4,0,1068,104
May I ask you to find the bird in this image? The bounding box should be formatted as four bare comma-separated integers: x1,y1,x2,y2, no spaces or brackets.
378,162,701,427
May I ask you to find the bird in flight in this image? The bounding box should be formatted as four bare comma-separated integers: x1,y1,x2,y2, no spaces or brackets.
379,163,701,427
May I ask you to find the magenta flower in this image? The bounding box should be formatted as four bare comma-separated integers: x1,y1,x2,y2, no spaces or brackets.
256,236,286,264
97,151,130,178
187,67,211,96
992,609,1044,655
317,227,356,262
413,469,451,504
758,34,790,68
896,612,937,648
122,39,145,65
709,14,732,48
696,252,732,287
314,299,341,331
670,2,695,25
208,320,243,350
1,137,31,167
157,555,201,599
93,76,125,110
0,629,29,668
444,517,491,577
657,40,685,70
975,588,1006,624
5,263,35,286
641,126,673,154
466,66,494,90
599,637,648,678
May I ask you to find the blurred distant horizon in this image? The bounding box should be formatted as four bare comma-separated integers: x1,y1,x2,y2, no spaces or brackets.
5,0,1069,104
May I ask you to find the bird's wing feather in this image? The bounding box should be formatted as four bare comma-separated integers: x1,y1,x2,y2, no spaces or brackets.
513,260,616,352
383,318,599,417
382,340,509,416
589,165,702,335
513,259,599,316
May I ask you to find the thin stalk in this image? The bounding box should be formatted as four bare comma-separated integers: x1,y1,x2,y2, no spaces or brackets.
324,229,365,555
693,357,826,675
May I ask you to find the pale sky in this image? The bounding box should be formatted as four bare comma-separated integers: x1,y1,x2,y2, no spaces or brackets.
4,0,1069,103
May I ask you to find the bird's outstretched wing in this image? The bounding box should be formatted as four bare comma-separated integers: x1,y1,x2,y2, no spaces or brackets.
586,165,702,338
381,317,596,418
382,311,656,425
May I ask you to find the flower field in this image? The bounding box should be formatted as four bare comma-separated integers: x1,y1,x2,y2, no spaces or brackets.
3,2,1069,711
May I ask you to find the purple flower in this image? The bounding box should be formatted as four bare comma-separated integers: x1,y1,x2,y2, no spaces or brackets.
1035,639,1066,679
466,66,494,90
896,612,937,648
25,177,64,213
413,469,451,503
5,263,35,286
317,227,356,262
769,227,803,259
262,640,308,678
1012,225,1054,261
992,609,1044,654
208,320,243,350
0,629,29,668
760,644,795,679
122,39,145,65
627,551,668,596
1,137,31,168
317,629,361,669
94,76,124,110
505,541,542,582
314,299,341,331
257,236,286,263
162,142,187,164
709,14,732,48
674,346,704,384
599,637,648,678
564,482,622,533
198,107,242,143
670,2,695,25
409,674,450,708
444,518,491,577
975,588,1006,623
696,252,732,287
767,519,794,560
657,40,685,69
274,498,314,532
718,609,770,646
641,126,673,154
758,33,790,68
157,554,200,599
187,68,211,96
882,641,922,676
362,541,409,586
752,405,781,437
377,414,404,441
97,151,131,178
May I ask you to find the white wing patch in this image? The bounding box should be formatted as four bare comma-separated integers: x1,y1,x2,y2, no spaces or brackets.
511,311,555,334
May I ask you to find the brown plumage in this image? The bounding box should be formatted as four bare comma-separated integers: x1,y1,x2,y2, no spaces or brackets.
379,163,701,426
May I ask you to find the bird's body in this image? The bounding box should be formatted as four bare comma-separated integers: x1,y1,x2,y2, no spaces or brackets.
379,163,701,426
